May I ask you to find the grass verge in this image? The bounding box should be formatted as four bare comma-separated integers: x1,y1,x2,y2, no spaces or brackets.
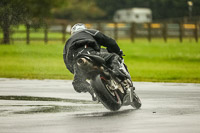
0,39,200,83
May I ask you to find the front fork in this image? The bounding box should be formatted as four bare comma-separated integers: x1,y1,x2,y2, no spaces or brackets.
126,86,135,103
121,78,135,105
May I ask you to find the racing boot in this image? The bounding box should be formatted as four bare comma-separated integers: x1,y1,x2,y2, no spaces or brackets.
72,80,97,101
72,65,97,101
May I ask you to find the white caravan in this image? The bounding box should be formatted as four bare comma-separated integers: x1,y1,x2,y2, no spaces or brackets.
113,8,152,23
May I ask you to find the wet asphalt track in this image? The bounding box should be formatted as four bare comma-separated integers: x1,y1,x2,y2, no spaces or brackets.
0,78,200,133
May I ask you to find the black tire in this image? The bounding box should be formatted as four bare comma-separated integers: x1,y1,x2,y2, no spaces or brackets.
91,75,122,111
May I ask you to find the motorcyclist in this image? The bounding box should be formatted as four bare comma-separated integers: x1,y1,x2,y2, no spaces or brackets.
63,23,124,101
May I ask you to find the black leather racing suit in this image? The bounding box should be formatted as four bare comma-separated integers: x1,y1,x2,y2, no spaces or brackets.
63,29,122,94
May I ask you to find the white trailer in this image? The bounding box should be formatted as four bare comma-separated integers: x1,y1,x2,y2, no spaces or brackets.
113,8,152,23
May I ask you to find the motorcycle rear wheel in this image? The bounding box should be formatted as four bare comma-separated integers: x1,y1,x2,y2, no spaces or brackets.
91,75,122,111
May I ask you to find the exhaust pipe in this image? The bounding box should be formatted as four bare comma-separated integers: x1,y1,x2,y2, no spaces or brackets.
77,58,87,66
77,57,104,72
77,58,93,68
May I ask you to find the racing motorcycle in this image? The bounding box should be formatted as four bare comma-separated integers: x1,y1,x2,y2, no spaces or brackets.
76,50,142,111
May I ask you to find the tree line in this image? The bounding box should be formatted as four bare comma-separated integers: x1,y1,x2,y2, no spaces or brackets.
53,0,200,21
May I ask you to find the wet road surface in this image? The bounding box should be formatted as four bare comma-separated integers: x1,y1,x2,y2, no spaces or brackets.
0,78,200,133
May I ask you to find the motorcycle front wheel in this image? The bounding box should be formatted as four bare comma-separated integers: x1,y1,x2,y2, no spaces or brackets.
131,91,142,109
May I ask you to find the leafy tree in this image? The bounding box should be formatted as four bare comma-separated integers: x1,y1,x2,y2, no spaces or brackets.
0,0,63,44
53,0,105,21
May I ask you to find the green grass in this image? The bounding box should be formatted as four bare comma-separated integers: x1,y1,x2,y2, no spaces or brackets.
0,38,200,83
0,42,73,79
119,39,200,83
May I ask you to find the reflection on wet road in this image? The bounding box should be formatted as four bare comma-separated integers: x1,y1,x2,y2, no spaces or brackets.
0,78,200,133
